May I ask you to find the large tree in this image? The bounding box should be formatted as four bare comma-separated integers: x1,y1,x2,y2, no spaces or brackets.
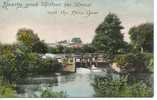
32,40,48,54
0,44,28,83
17,28,39,48
16,28,48,53
92,13,126,58
128,23,153,53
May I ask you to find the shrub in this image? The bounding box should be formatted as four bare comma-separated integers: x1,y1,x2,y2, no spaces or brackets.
34,58,63,75
0,83,16,98
0,44,20,83
0,44,63,83
18,52,63,76
32,87,66,98
113,53,153,73
92,74,153,97
40,89,66,98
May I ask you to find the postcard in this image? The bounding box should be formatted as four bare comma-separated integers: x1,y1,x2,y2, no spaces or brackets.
0,0,154,98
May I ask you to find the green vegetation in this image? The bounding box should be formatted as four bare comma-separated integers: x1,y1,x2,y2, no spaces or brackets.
0,28,64,97
31,87,67,98
91,13,153,97
0,81,16,97
40,90,66,98
0,44,27,83
129,23,153,53
92,75,153,97
113,53,153,73
0,44,62,84
17,28,48,53
92,13,128,58
0,13,154,97
48,44,95,54
81,44,96,53
0,28,63,84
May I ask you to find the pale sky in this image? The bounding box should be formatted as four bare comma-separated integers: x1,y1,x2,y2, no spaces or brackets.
0,0,153,44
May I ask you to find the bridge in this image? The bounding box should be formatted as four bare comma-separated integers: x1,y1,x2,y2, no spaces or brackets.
49,53,110,72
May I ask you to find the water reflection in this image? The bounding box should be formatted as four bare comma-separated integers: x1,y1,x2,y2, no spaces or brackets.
16,68,106,97
15,67,153,98
52,74,94,97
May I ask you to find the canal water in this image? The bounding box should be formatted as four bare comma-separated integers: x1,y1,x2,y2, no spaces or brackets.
16,68,107,98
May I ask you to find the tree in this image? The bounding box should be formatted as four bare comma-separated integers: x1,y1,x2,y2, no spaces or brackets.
128,23,153,53
0,44,17,83
57,45,64,53
82,44,96,53
16,28,48,53
113,53,152,73
0,44,29,83
48,47,60,54
17,28,39,48
64,47,73,53
32,40,48,54
92,13,126,58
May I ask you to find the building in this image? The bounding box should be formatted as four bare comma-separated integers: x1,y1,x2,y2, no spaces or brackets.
47,38,83,48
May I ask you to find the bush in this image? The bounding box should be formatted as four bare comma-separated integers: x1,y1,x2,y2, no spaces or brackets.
32,87,66,98
18,52,63,76
0,83,16,98
34,58,63,75
113,53,153,73
0,44,63,83
40,90,66,98
0,44,22,83
92,74,153,97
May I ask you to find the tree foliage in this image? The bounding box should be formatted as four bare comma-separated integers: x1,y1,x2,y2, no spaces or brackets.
113,53,153,73
0,44,19,83
17,28,39,48
16,28,48,53
32,40,48,54
128,23,153,52
0,43,62,84
82,44,96,53
92,13,127,58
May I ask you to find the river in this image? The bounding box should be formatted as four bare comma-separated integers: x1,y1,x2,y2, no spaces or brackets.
16,68,107,97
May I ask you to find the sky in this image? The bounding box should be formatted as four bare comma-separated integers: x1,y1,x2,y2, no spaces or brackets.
0,0,154,44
